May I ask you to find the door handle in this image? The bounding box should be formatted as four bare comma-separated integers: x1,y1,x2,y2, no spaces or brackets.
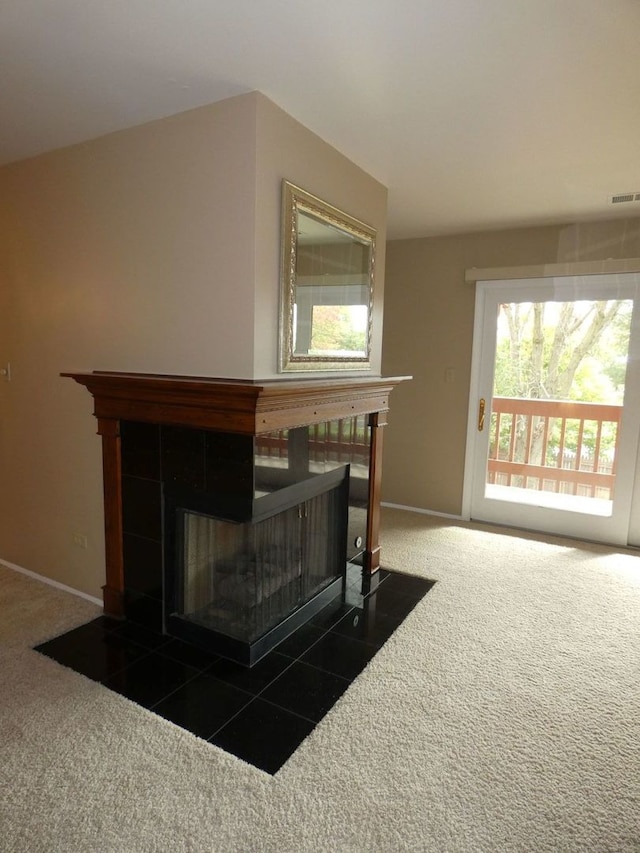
478,398,486,431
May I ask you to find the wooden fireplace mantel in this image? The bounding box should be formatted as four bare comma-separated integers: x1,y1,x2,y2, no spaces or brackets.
61,371,410,434
62,371,411,616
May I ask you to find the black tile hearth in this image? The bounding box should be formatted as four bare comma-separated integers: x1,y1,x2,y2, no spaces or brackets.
103,652,202,708
298,631,379,681
260,660,351,723
210,698,316,775
206,652,294,695
152,672,252,740
110,619,170,651
160,638,221,670
276,622,326,658
34,568,434,775
329,606,410,647
35,619,150,682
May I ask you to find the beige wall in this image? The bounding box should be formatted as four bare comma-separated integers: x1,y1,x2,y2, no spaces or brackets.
252,93,387,377
382,218,640,515
0,92,386,598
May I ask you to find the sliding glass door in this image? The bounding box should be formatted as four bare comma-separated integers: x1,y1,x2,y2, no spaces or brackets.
465,274,640,545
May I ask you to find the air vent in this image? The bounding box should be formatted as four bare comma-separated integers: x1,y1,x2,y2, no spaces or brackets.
611,192,640,204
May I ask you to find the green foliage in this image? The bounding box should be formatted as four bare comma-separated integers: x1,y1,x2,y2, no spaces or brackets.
494,300,631,404
310,305,366,354
492,299,630,463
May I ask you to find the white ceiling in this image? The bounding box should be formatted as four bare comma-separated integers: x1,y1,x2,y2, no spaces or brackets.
2,0,640,239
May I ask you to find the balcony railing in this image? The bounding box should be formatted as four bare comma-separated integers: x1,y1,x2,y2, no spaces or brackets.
256,415,370,468
488,396,622,499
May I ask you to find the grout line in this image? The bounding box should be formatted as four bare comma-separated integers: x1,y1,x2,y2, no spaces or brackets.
147,666,253,714
248,693,319,726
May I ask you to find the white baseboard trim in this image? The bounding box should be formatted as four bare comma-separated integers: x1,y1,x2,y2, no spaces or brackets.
0,558,103,607
381,502,465,521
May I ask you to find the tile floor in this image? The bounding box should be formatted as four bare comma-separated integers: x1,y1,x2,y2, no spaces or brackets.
34,568,434,774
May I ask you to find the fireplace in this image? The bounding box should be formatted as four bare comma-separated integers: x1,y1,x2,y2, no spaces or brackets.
165,466,349,664
62,372,409,664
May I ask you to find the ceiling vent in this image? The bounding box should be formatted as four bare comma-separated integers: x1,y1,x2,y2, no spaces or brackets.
611,192,640,204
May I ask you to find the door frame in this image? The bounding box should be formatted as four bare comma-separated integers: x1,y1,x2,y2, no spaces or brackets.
462,272,640,546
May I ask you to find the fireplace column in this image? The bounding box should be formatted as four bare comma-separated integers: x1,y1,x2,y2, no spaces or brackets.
363,410,386,592
96,417,125,617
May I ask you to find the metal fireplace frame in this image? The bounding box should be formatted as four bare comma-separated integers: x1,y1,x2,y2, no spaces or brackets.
163,465,350,665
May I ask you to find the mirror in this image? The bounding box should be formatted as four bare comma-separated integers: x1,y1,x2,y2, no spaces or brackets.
279,181,376,372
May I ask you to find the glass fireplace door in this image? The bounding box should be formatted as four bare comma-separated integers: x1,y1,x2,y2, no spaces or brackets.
177,481,346,645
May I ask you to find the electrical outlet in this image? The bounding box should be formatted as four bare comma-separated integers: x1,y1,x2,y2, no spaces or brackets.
72,533,88,549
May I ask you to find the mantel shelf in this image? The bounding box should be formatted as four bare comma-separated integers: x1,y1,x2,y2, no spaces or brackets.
61,371,412,434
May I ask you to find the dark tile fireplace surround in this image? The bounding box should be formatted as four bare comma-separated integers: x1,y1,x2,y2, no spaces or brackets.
40,372,434,772
121,417,359,663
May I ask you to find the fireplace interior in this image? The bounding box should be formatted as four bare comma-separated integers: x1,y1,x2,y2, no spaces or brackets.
164,464,350,664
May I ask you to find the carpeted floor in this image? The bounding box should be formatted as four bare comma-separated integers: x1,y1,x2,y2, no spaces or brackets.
1,508,639,852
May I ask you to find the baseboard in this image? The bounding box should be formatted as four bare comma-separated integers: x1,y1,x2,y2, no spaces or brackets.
0,558,103,607
381,502,465,521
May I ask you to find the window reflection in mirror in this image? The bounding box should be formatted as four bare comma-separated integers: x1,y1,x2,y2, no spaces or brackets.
279,182,376,372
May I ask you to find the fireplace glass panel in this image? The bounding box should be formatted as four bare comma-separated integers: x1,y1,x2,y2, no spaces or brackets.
254,416,370,562
180,485,344,644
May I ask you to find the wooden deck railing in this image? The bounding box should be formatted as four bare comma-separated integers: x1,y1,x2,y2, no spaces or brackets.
256,415,370,467
488,396,622,499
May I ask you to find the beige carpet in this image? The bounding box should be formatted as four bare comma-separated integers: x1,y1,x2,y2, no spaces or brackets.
1,508,639,852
